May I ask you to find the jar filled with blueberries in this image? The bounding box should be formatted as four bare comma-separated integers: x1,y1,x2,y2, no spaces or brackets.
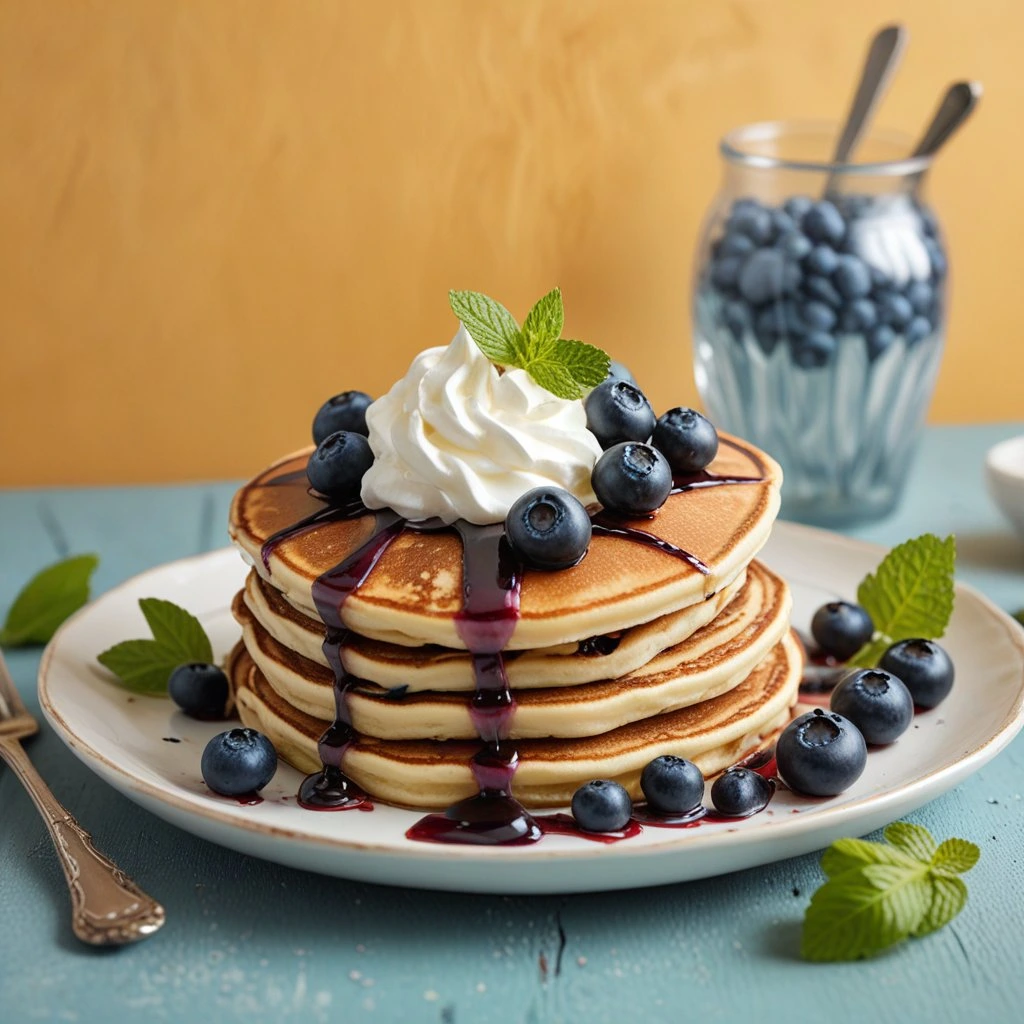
693,121,947,526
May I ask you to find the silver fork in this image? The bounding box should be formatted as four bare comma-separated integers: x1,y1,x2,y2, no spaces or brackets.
0,649,165,944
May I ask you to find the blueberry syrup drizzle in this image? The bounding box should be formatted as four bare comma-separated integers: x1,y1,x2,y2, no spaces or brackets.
406,523,542,845
591,521,711,576
260,499,368,569
296,510,405,810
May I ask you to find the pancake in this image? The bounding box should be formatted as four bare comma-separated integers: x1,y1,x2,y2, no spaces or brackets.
240,565,751,690
229,433,782,650
231,560,792,739
230,631,802,808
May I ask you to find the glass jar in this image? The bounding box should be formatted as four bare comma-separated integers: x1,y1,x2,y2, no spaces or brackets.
692,121,947,527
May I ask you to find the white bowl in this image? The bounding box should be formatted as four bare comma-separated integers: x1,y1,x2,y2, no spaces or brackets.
985,435,1024,538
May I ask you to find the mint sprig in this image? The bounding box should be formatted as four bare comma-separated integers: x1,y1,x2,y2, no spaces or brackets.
848,533,956,668
803,822,979,961
1,554,99,647
97,598,214,695
448,288,610,400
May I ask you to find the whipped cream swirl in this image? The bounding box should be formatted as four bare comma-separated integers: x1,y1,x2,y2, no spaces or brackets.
360,326,602,524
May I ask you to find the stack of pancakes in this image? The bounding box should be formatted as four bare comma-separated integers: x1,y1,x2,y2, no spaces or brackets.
227,434,800,808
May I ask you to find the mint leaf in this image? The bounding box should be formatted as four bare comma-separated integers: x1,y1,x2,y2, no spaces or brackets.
524,359,583,400
139,598,213,665
849,534,956,667
448,287,611,400
931,838,980,876
449,290,519,363
1,554,99,647
97,598,213,695
555,340,611,389
821,837,919,878
521,288,564,352
913,876,968,937
885,821,938,862
802,862,930,961
804,825,980,961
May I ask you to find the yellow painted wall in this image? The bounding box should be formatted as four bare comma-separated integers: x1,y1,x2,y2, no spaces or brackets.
1,0,1020,486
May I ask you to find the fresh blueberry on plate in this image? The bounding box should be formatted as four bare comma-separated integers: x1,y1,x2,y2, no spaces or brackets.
651,408,719,476
571,779,633,833
312,391,373,444
710,767,773,817
810,600,874,661
504,487,592,571
201,728,278,797
306,430,374,501
592,442,673,515
584,380,657,449
168,663,229,720
776,708,867,797
640,755,705,815
829,668,914,745
879,639,955,709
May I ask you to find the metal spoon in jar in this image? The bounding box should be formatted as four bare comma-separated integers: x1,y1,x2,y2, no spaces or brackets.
824,24,909,196
909,80,983,194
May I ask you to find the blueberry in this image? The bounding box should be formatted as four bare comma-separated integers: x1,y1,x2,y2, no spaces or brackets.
833,255,872,299
755,305,785,341
504,488,592,571
777,231,812,262
810,601,875,660
782,260,803,295
584,380,656,449
830,669,914,745
917,205,940,238
803,201,846,246
201,728,278,797
571,779,633,832
869,265,890,289
306,430,374,501
770,209,798,239
711,256,744,291
738,249,787,305
775,708,867,797
640,755,705,815
606,359,637,385
867,324,896,360
839,298,877,333
791,331,835,369
710,767,773,817
879,639,955,709
592,442,673,515
879,293,914,329
168,663,229,720
651,407,719,475
726,204,773,245
721,300,747,341
905,316,931,345
801,300,837,333
312,391,373,444
804,275,843,309
906,280,934,315
718,232,756,259
782,301,806,336
805,245,840,277
784,196,814,223
925,237,948,278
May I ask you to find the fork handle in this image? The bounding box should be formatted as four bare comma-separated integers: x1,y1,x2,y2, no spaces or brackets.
0,737,165,945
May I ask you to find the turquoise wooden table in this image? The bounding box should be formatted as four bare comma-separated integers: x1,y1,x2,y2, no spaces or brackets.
2,423,1023,1024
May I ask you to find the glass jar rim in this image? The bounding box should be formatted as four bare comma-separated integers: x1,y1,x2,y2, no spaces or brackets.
720,119,933,176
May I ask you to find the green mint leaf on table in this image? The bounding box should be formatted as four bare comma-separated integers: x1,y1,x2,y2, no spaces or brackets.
0,554,99,647
97,598,213,695
848,533,956,668
449,287,610,399
802,823,980,961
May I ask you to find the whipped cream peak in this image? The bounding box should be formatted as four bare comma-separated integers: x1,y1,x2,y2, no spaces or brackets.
360,326,602,525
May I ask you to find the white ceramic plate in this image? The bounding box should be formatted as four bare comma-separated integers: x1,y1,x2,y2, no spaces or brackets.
39,522,1024,894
